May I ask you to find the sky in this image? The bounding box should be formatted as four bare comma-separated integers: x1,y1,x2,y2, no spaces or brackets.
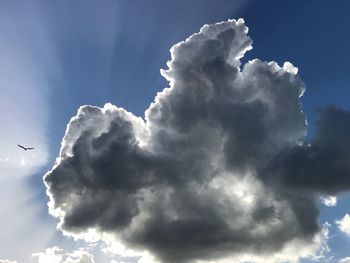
1,0,350,262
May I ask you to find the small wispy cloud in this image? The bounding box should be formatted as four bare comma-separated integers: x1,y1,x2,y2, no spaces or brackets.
322,196,337,207
32,247,95,263
340,257,350,263
0,157,9,163
0,259,17,263
19,158,27,167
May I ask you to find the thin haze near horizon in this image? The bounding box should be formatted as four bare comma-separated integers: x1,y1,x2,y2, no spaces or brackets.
1,1,350,263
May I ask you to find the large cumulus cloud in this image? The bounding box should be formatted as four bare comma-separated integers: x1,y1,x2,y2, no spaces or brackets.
44,19,349,262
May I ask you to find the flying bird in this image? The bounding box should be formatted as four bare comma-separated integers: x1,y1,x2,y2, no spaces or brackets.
17,144,35,151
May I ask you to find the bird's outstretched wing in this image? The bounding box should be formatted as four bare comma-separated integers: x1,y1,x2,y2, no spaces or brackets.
17,144,26,150
26,147,34,150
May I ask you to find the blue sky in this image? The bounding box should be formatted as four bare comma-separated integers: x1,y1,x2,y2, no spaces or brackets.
1,1,350,263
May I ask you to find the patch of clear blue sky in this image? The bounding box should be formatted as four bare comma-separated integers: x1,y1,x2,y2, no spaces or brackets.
5,0,349,261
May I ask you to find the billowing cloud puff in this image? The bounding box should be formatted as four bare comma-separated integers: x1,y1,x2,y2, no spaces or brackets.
263,106,350,195
340,257,350,263
336,214,350,236
44,19,350,262
321,196,337,207
32,247,95,263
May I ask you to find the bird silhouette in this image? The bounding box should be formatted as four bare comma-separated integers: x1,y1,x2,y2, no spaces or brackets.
17,144,35,151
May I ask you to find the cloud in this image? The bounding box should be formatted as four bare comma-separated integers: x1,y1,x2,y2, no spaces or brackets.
321,196,337,207
262,106,350,195
44,19,349,262
336,214,350,236
340,257,350,263
0,259,17,263
32,247,95,263
0,157,9,162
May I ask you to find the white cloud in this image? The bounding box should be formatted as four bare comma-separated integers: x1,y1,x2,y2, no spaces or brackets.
336,214,350,236
0,259,17,263
33,247,63,263
340,257,350,263
0,157,9,162
32,247,95,263
322,196,337,207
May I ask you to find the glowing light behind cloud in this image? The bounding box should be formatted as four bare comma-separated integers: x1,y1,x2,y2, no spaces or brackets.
0,2,59,262
0,1,57,171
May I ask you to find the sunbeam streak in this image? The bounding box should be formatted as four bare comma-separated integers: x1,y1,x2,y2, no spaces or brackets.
0,2,57,262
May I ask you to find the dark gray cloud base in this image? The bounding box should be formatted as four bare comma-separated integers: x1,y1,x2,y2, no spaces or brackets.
44,19,350,262
263,106,350,195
